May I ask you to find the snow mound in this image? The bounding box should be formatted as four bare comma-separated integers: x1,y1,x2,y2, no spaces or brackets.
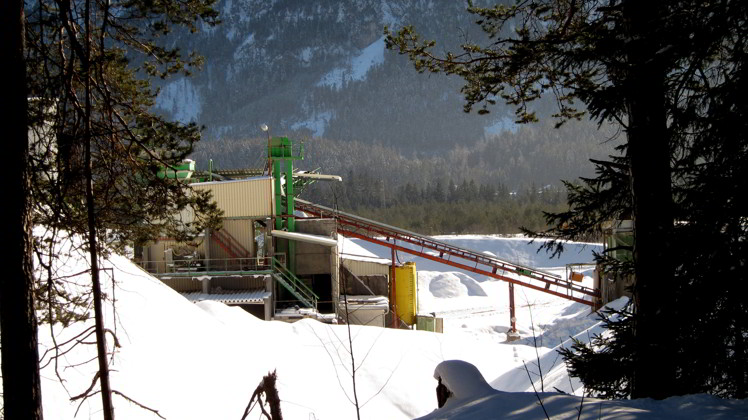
428,273,487,298
434,360,495,406
420,360,748,420
339,235,391,264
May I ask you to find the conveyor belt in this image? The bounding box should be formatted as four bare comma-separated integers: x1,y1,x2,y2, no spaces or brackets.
296,199,600,307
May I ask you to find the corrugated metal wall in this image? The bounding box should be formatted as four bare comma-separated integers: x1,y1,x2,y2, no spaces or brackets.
342,259,390,277
160,276,266,293
192,177,274,218
150,177,272,263
212,276,265,290
161,277,202,292
209,219,255,260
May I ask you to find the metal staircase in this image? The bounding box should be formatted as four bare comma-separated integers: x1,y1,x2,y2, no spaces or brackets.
212,229,251,259
272,257,318,309
211,229,317,309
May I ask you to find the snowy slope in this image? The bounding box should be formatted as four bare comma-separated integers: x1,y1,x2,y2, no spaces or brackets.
34,237,521,419
27,234,748,419
420,359,748,420
158,0,504,148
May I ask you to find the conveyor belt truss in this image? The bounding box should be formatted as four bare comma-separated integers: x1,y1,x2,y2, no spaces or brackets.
295,199,600,309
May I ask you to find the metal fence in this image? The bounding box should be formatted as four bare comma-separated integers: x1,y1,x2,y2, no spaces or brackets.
137,255,285,276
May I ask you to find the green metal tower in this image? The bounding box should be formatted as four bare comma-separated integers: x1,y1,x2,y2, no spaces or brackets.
268,136,304,273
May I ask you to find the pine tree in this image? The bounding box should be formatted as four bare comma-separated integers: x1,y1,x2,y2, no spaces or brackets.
23,0,222,416
26,0,222,249
1,1,44,418
387,0,748,399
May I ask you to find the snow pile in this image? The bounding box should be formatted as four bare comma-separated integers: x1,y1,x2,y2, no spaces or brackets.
433,360,495,407
427,272,487,299
419,361,748,420
339,235,392,264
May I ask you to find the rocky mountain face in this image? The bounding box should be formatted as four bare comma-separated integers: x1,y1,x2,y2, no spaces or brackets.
155,0,513,152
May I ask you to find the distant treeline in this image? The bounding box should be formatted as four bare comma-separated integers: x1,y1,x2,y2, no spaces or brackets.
307,176,567,235
194,118,619,187
192,118,619,234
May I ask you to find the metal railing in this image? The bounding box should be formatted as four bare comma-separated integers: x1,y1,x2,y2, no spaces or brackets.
272,257,318,309
138,252,319,309
137,255,284,276
296,198,601,307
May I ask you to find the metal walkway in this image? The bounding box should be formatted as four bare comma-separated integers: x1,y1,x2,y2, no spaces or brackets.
296,199,600,329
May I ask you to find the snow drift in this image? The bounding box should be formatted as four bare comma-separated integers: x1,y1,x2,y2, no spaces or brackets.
8,234,745,419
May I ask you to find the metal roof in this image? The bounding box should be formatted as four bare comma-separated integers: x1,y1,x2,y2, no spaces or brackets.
182,289,270,305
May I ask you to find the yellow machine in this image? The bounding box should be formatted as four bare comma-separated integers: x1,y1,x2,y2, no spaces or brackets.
394,262,417,325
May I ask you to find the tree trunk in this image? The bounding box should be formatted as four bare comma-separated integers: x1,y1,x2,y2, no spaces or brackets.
83,0,115,416
623,0,676,399
0,1,45,418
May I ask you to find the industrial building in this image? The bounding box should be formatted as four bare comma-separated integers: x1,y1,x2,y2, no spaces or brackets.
137,137,415,328
137,136,610,333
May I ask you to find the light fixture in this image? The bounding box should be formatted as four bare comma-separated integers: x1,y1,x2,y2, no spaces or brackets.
261,124,271,176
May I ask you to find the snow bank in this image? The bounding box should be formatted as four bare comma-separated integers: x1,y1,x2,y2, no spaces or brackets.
23,234,748,420
31,234,519,419
420,360,748,420
434,360,495,407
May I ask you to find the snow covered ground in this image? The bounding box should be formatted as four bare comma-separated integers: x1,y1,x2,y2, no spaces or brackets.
27,235,748,419
420,360,748,420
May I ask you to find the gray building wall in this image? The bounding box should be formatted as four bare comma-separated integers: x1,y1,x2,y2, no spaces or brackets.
295,219,340,314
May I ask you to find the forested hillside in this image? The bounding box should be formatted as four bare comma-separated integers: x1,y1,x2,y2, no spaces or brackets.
156,0,621,234
153,0,512,150
192,118,618,233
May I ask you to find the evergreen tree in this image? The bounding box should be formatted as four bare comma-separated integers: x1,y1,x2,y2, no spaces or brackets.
1,0,44,417
23,0,222,416
387,0,747,399
26,0,222,249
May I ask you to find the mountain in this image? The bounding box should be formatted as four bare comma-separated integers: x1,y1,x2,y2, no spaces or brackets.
154,0,515,152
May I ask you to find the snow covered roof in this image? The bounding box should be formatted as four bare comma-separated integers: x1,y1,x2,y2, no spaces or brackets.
182,289,270,305
341,295,389,310
191,176,270,186
338,236,391,265
293,171,342,182
343,295,388,304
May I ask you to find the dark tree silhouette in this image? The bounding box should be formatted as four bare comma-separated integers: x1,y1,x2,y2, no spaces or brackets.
1,0,44,418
